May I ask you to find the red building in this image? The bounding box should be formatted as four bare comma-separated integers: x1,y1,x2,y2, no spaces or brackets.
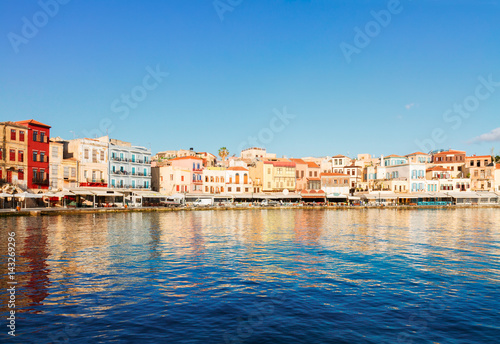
15,120,51,190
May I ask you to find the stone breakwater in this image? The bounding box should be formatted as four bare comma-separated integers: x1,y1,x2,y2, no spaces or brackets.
1,204,499,217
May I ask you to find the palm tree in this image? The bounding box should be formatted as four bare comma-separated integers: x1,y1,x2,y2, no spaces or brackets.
218,147,229,162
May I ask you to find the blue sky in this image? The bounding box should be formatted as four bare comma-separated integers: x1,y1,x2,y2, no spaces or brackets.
1,0,500,158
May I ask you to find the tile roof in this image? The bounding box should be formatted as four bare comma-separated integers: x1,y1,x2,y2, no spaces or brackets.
320,173,349,177
227,166,248,171
385,154,405,158
15,119,51,128
427,166,451,172
290,158,307,165
264,161,296,167
170,156,203,161
306,161,320,168
406,151,429,156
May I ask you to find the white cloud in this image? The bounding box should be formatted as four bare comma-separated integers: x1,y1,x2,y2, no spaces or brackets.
470,127,500,143
405,103,415,110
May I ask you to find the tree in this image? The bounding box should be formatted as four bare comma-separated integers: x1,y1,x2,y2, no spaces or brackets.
495,155,500,163
218,147,229,162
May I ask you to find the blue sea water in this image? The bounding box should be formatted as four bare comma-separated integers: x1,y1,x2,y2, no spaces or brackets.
1,208,499,343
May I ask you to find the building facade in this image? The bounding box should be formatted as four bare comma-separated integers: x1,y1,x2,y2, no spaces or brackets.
16,119,51,190
0,122,29,189
104,137,151,189
66,138,108,187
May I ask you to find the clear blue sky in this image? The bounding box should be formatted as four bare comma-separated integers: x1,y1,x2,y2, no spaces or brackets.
1,0,500,158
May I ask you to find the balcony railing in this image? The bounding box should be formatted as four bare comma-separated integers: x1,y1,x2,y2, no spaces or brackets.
111,171,151,177
32,177,49,185
111,157,150,164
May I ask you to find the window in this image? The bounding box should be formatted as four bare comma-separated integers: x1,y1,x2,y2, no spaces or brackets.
84,149,89,159
170,174,173,181
176,185,180,192
40,152,45,162
33,169,38,180
181,176,184,182
71,168,76,178
11,129,16,140
228,187,232,192
100,151,104,161
92,149,97,163
64,167,69,178
18,169,24,180
18,150,24,162
19,131,25,142
40,131,45,142
52,147,58,158
236,187,241,192
0,149,2,160
84,170,88,178
33,131,38,141
10,149,16,161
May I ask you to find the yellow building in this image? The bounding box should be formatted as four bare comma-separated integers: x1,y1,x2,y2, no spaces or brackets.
262,160,296,192
0,121,29,188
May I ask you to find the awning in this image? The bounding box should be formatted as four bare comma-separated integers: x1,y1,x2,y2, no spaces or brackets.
70,189,95,196
92,190,124,197
326,193,347,199
348,195,361,200
446,192,480,199
362,192,398,200
132,191,165,198
14,192,44,198
0,193,12,198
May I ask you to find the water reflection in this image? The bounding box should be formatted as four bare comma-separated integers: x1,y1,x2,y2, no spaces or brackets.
0,208,499,343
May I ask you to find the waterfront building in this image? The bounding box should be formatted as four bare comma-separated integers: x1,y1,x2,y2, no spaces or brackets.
152,162,191,195
101,137,151,190
437,178,471,192
61,158,78,189
344,164,362,189
305,161,321,190
240,147,276,160
406,151,432,164
225,166,252,194
65,138,108,187
495,164,500,192
197,152,217,167
0,121,29,189
426,166,452,180
202,167,226,194
320,172,350,196
331,155,352,173
15,119,51,190
431,150,466,178
49,137,64,190
262,159,296,192
465,155,495,191
382,155,408,166
290,158,308,191
152,156,203,195
356,153,380,168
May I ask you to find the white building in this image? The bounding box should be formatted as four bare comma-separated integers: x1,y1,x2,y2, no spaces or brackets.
66,138,108,187
101,137,151,189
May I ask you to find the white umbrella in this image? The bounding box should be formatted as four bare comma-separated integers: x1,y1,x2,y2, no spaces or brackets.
13,192,44,199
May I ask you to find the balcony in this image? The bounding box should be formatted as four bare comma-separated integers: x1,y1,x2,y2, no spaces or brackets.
192,179,203,184
32,177,49,185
